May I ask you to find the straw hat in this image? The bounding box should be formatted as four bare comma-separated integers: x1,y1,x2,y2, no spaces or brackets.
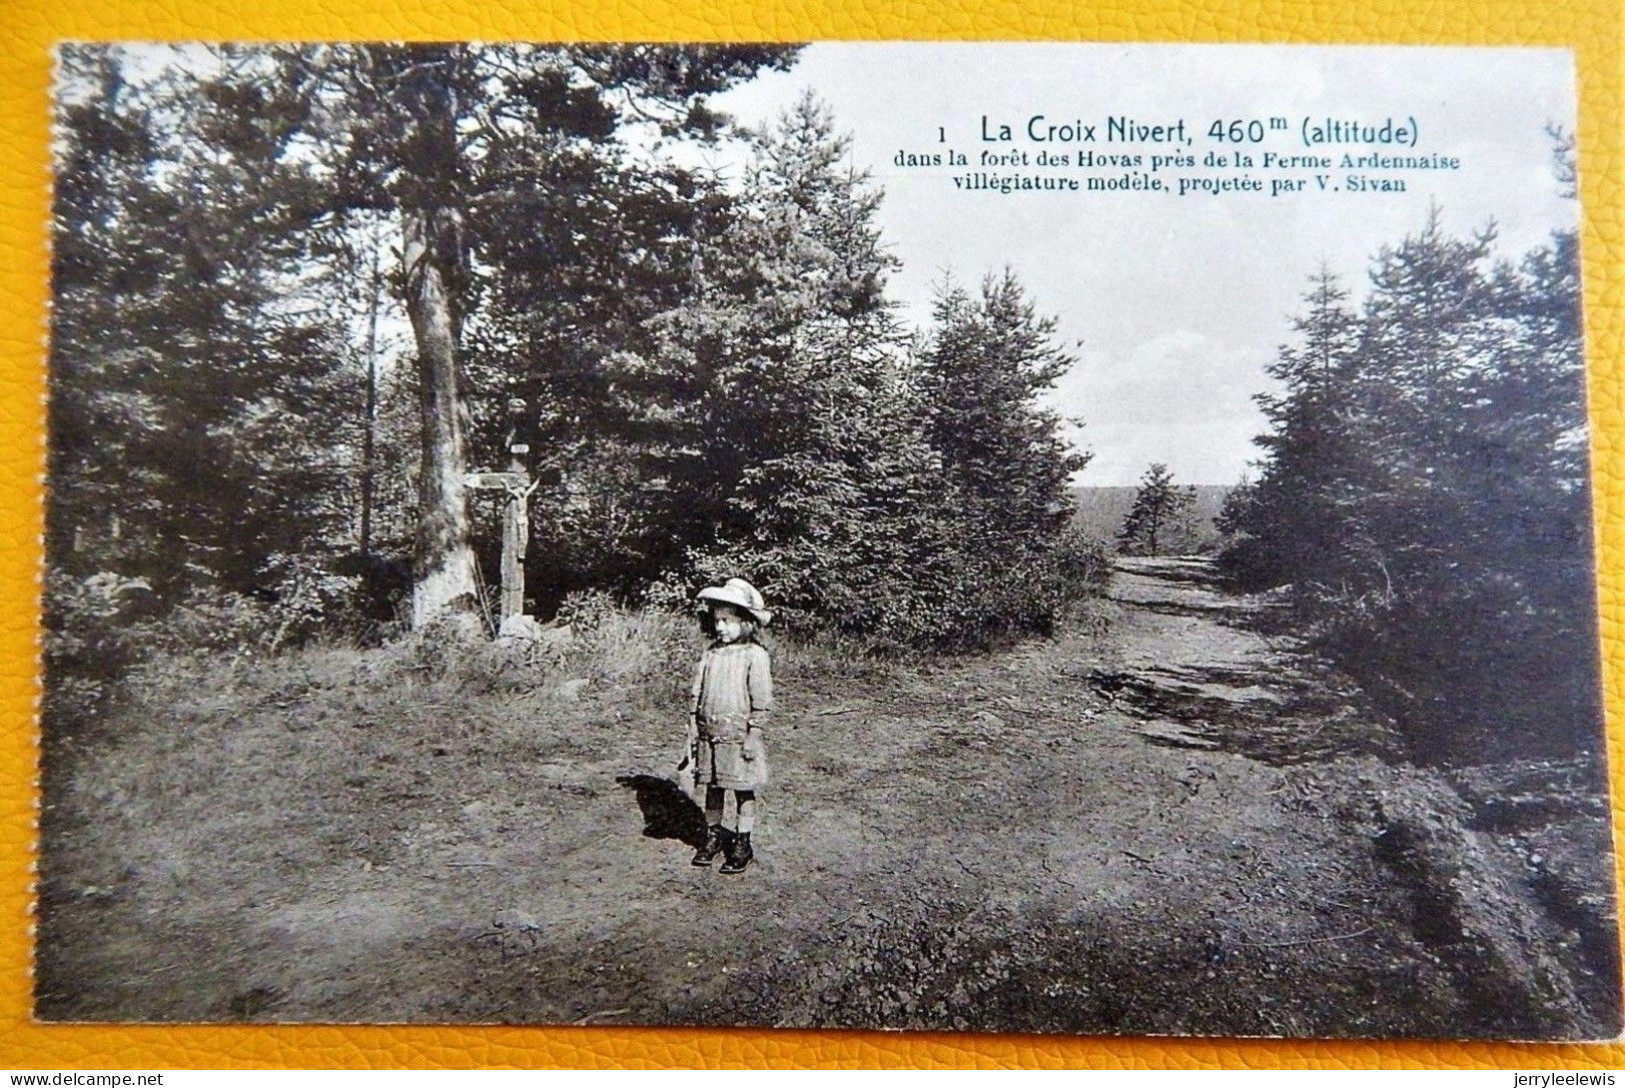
695,577,772,627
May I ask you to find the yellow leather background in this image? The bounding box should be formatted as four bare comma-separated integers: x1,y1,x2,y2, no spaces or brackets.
2,0,1622,1070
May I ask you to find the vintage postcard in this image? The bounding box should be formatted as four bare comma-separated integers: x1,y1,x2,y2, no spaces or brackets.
35,41,1620,1041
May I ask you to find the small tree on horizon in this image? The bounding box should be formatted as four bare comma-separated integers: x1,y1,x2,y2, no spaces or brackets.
1118,463,1195,557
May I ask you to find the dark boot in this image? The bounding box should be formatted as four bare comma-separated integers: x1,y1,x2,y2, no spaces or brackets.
691,825,726,867
719,831,753,874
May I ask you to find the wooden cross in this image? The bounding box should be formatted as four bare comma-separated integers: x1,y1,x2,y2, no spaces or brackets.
463,398,537,626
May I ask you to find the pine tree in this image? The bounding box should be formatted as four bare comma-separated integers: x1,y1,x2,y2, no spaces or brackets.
921,272,1087,550
713,100,928,629
50,46,355,600
917,272,1090,641
1118,464,1194,557
1223,191,1597,761
1220,268,1362,589
635,97,960,640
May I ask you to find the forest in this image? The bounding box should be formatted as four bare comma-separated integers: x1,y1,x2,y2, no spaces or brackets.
48,45,1599,771
47,42,1099,704
1218,178,1596,764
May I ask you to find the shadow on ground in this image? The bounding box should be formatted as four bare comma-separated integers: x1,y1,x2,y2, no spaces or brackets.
616,774,708,847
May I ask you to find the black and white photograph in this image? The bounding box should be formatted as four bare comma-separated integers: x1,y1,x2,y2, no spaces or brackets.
35,40,1622,1040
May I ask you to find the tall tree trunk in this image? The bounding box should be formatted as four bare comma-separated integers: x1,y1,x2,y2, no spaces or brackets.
403,204,478,628
359,240,380,560
389,46,480,630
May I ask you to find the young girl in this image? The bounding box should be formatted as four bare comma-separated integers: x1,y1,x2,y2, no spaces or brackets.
681,578,773,875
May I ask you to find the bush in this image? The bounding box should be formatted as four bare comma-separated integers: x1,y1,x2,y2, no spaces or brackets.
1280,572,1603,766
43,557,370,728
673,517,1111,656
1049,526,1112,599
372,589,695,701
43,571,157,722
1215,533,1284,594
146,556,368,657
556,589,693,692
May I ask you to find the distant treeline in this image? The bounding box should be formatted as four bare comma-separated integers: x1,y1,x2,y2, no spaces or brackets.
1219,180,1596,764
47,42,1100,693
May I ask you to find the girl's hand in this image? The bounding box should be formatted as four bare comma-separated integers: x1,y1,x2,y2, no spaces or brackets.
679,726,697,774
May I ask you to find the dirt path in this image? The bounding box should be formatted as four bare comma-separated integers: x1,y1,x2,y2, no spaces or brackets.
37,558,1619,1038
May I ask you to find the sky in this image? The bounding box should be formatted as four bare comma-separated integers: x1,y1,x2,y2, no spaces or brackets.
709,43,1579,486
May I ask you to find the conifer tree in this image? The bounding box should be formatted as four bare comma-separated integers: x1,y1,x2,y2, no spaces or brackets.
921,272,1087,551
917,272,1090,640
1118,464,1194,557
1221,268,1362,588
635,97,958,639
50,46,354,598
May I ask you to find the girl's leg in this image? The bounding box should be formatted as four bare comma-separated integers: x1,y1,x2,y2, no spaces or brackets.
721,790,756,873
692,785,727,866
